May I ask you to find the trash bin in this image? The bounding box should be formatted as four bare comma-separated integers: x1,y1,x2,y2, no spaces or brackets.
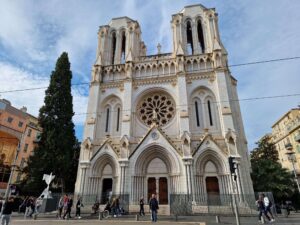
281,208,288,218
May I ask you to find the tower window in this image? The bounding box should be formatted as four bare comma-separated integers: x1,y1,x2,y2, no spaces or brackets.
111,32,116,65
121,31,126,64
207,100,213,126
105,108,110,132
116,107,120,132
197,20,205,53
186,21,194,55
195,101,200,127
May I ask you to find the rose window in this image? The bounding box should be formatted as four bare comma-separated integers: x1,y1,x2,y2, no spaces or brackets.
137,93,175,126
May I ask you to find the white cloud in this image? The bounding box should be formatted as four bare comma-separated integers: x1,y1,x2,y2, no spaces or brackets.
0,62,88,125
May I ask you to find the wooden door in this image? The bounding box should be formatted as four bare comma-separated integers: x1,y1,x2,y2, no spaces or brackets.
159,177,168,204
148,177,156,201
206,177,220,205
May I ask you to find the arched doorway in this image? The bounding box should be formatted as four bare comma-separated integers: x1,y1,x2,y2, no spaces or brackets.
205,161,220,205
147,158,168,204
101,164,113,203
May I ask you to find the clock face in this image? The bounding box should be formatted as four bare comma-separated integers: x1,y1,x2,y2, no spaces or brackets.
151,131,159,140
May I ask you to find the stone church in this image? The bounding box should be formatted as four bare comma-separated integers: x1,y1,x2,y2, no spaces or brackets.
75,4,254,211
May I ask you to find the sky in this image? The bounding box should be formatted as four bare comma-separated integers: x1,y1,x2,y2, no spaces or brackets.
0,0,299,150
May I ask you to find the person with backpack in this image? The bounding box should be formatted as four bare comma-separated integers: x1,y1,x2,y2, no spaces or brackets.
262,193,275,222
1,197,14,225
256,194,271,224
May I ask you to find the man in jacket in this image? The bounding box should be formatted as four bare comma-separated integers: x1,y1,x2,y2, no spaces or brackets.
1,197,14,225
149,194,159,222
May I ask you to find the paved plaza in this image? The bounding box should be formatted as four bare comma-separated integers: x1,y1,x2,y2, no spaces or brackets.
8,213,300,225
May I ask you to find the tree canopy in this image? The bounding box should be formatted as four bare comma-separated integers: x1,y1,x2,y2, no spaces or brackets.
22,52,80,193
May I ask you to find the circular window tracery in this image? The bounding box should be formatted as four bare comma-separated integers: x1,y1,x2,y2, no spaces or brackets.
137,93,176,127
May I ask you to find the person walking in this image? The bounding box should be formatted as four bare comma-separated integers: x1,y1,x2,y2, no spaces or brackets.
63,196,73,219
34,196,44,219
75,196,83,219
111,198,117,217
256,194,271,224
149,194,159,222
139,197,145,216
1,197,14,225
262,193,275,222
57,195,64,219
24,197,32,219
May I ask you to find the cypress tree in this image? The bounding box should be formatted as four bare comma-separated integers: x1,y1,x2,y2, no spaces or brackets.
25,52,79,193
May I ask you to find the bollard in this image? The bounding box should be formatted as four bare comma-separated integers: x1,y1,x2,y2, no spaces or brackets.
215,215,220,223
136,214,139,221
175,214,178,221
99,211,103,220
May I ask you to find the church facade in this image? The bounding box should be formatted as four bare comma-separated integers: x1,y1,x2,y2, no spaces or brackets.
75,4,254,210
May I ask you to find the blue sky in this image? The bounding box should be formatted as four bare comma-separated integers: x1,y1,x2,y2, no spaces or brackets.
0,0,300,150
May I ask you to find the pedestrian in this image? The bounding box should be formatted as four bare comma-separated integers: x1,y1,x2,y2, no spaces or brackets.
34,195,44,219
75,196,83,219
63,196,73,219
1,197,14,225
111,197,117,217
28,197,35,218
149,194,159,222
139,196,145,216
24,197,32,219
57,195,64,219
256,194,271,224
62,194,69,219
262,193,275,222
0,197,4,214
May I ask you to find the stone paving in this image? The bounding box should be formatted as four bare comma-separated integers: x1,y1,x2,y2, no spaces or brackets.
8,213,300,225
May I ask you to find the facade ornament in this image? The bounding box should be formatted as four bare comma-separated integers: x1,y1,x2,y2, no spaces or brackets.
157,43,161,54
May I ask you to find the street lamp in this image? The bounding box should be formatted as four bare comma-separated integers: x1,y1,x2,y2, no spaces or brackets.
285,145,300,193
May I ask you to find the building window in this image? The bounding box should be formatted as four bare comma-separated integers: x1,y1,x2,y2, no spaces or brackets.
24,144,28,153
195,101,200,127
116,107,120,132
105,108,110,132
18,121,23,127
186,21,194,55
27,129,32,137
207,100,213,126
20,158,25,169
197,20,205,53
121,31,126,63
7,117,13,123
111,32,116,65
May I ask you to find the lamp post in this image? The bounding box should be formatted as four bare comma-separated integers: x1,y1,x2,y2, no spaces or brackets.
285,144,300,193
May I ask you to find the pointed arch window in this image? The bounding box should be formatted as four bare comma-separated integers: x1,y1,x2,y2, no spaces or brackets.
105,108,110,132
197,20,205,53
111,32,116,65
186,21,194,55
121,31,126,64
207,100,213,126
116,107,120,132
195,101,200,127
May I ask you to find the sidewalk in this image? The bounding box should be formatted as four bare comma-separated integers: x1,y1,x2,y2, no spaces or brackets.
11,212,300,225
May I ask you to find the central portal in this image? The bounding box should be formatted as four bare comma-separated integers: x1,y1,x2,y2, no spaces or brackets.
147,158,169,204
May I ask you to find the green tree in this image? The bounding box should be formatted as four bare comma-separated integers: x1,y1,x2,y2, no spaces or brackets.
24,52,80,193
250,135,279,163
250,134,297,202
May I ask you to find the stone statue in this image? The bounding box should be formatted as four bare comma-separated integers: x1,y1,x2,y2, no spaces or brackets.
39,172,55,199
152,109,157,120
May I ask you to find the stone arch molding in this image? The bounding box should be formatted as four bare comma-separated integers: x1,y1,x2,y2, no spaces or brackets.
130,143,181,176
90,145,119,177
193,139,229,176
